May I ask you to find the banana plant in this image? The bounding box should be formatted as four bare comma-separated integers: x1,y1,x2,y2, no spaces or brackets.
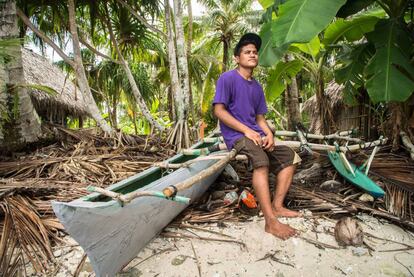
259,0,414,104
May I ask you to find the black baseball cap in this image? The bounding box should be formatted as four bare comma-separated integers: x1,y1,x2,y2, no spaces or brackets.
234,33,262,56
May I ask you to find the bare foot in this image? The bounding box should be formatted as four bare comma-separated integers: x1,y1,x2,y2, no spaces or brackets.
273,206,301,218
265,218,297,240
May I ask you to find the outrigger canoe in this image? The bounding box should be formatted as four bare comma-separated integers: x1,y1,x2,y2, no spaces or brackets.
52,136,230,277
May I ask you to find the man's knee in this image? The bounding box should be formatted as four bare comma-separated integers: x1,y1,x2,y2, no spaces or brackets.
277,164,296,175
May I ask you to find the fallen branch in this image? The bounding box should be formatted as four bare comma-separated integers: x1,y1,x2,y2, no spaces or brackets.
123,247,175,270
379,246,414,253
73,253,87,277
300,236,340,250
364,232,414,248
161,231,246,248
175,223,235,239
190,240,202,277
256,251,295,268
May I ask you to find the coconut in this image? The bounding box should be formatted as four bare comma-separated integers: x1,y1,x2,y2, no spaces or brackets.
334,217,363,246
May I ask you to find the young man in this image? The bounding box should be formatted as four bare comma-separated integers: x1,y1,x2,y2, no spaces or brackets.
213,33,301,240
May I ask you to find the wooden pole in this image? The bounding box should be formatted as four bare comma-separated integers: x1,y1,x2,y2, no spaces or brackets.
155,154,247,169
295,128,313,155
199,137,386,153
364,146,379,175
87,186,190,205
275,139,388,152
274,130,362,142
162,149,237,197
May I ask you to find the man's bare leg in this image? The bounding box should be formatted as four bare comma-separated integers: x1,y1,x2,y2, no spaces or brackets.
272,165,301,218
252,166,297,239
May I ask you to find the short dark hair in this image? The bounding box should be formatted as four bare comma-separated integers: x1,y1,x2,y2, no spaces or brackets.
233,33,262,57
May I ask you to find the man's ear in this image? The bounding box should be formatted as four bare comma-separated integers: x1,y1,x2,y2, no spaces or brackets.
233,56,239,64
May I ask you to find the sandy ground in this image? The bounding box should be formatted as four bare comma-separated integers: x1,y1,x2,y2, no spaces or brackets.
44,212,414,277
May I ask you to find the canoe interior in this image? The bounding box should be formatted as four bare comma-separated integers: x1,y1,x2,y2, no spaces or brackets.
82,141,216,202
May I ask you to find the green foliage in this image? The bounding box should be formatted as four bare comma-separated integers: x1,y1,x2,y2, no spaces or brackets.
130,63,157,102
259,0,347,66
364,19,414,103
0,38,22,61
119,98,171,135
335,43,375,104
0,83,21,142
14,84,58,96
291,36,320,58
201,62,219,116
259,0,414,106
0,39,21,123
335,43,374,86
258,0,275,9
259,22,288,66
336,0,376,18
271,0,347,47
199,0,253,70
323,13,383,46
265,59,303,102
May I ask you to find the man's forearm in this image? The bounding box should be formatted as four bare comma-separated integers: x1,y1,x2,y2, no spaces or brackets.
214,107,250,134
257,116,273,136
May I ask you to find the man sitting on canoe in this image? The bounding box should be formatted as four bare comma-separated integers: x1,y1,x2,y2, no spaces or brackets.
213,33,302,240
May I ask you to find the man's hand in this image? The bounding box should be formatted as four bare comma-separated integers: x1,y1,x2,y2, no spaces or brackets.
244,129,262,146
262,133,274,151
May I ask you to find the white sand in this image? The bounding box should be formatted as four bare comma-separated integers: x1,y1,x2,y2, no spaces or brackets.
48,213,414,277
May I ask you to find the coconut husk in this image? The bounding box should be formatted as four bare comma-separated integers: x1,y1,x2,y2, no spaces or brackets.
334,217,364,246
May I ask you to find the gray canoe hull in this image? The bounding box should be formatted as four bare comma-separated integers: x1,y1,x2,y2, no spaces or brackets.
52,158,224,277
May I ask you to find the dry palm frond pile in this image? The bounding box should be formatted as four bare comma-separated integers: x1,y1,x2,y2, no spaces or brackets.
171,147,414,232
1,124,413,275
0,124,174,275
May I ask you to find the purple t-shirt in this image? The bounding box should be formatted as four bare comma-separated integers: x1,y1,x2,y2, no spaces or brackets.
213,69,268,149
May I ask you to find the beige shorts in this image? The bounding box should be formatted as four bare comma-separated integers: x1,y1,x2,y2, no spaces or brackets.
234,137,301,173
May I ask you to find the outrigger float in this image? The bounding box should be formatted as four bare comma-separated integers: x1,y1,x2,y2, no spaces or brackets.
52,129,387,276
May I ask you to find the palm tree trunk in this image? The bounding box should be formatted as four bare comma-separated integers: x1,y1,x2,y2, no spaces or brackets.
79,116,83,128
112,95,118,129
315,57,334,134
164,0,190,150
282,55,301,131
173,0,190,118
0,0,41,147
67,0,113,134
222,38,230,73
389,102,403,150
132,108,138,135
186,0,197,126
164,0,180,120
284,77,301,131
101,6,164,132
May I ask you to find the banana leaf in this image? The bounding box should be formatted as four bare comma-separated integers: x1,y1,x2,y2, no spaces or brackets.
265,59,303,102
365,19,414,103
271,0,347,47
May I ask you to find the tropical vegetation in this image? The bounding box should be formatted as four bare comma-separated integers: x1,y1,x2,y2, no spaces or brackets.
0,0,413,150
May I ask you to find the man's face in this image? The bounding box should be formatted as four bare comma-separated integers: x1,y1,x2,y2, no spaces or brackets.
235,44,258,69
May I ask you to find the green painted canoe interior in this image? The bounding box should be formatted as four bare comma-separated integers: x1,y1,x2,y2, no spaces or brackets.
85,142,215,202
